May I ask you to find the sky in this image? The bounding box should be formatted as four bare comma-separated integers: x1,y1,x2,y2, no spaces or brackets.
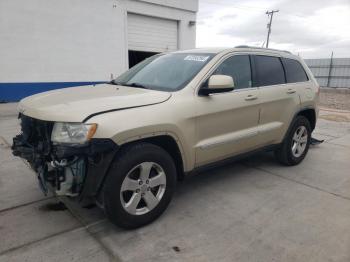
196,0,350,58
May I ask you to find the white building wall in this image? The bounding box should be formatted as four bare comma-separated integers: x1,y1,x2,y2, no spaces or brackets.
125,0,196,51
0,0,197,84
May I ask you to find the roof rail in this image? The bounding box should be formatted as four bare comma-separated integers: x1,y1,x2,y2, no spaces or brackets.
234,45,292,54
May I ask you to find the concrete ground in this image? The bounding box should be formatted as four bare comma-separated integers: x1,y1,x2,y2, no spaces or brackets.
0,103,350,262
320,88,350,111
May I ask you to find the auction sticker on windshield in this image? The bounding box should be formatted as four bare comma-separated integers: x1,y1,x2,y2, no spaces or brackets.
184,55,210,62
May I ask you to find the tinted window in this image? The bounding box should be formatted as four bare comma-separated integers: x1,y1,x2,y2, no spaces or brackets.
282,58,308,83
213,55,252,89
255,55,285,86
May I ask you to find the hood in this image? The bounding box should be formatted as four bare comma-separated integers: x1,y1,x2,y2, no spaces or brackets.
19,84,171,122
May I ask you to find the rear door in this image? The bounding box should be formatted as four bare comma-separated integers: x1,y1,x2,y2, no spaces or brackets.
253,55,300,145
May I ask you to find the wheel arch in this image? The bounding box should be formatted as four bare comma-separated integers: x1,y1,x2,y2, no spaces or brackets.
118,134,186,181
282,107,316,143
296,108,316,131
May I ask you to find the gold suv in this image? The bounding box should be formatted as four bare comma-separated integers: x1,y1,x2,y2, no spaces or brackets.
12,47,319,228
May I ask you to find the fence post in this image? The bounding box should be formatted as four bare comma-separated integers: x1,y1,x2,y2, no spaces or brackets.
327,51,333,87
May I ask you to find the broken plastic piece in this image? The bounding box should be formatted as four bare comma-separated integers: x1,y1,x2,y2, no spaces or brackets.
310,137,324,145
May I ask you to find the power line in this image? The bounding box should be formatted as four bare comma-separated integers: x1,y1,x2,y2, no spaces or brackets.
265,10,279,48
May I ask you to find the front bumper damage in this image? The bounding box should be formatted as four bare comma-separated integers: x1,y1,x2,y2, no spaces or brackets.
11,114,118,204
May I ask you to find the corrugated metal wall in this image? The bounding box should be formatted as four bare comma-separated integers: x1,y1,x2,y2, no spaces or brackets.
305,58,350,88
127,13,178,53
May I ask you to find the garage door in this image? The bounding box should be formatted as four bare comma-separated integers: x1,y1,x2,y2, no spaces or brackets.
127,13,178,53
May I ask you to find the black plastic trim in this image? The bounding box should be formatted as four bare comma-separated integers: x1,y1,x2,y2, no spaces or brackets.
279,57,288,83
249,54,258,87
52,139,117,159
282,106,316,141
188,144,280,176
79,147,119,203
198,87,234,96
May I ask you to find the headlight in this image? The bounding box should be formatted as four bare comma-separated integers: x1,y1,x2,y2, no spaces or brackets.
51,122,97,144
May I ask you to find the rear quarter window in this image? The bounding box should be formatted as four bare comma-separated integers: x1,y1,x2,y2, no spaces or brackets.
254,55,285,86
281,58,309,83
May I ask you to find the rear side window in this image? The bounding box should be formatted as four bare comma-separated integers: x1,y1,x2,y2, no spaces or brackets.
213,55,252,89
282,58,309,83
254,55,285,86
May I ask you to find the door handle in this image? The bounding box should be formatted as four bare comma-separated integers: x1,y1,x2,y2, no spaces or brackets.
245,94,258,101
286,88,296,94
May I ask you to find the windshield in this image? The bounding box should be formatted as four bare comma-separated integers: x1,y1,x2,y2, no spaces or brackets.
112,53,215,91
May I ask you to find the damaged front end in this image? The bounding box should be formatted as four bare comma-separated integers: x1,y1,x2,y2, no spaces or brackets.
12,114,118,203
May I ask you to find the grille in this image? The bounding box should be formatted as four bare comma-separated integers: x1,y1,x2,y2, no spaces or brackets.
19,114,54,146
12,114,55,168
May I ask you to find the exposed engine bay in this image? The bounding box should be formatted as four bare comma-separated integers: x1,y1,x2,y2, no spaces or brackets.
12,114,117,200
38,157,86,196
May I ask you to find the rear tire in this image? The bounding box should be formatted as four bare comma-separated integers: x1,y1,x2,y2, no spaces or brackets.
275,116,311,166
103,142,177,229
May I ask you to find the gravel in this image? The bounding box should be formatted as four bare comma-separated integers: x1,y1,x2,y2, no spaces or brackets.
319,89,350,111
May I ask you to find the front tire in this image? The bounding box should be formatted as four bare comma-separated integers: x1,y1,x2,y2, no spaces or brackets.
103,143,177,229
275,116,311,166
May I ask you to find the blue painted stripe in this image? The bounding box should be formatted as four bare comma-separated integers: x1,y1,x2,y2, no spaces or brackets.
0,81,107,102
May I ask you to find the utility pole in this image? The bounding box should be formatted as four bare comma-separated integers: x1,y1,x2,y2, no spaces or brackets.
265,10,279,48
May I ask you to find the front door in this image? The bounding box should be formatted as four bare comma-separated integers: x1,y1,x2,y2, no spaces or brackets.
194,55,260,167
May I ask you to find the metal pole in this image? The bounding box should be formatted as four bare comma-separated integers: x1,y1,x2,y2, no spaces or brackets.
266,10,279,48
327,51,333,87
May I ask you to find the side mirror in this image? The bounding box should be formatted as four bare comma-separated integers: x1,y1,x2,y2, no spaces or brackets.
199,75,234,96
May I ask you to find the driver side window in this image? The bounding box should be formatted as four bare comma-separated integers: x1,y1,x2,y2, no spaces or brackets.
213,55,252,89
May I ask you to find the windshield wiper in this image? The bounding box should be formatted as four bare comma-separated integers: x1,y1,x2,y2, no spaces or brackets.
125,82,148,89
109,80,148,89
109,80,124,85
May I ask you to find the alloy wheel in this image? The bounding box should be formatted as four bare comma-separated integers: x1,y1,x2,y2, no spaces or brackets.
120,162,166,215
291,126,308,158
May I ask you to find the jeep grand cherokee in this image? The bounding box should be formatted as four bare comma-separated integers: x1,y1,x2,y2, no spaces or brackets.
12,47,319,228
